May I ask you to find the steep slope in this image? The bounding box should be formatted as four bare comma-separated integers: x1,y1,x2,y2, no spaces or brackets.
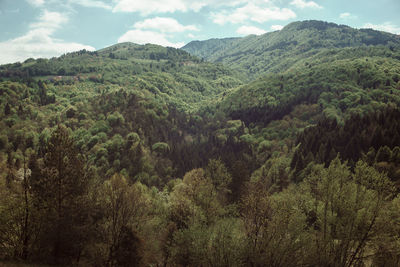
216,53,400,125
290,107,400,183
187,50,400,173
0,43,248,183
2,21,400,185
183,20,400,80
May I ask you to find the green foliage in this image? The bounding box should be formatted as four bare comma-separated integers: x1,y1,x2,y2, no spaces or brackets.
107,111,125,127
300,159,395,266
29,125,88,264
152,142,170,154
216,56,400,126
291,107,400,182
97,173,147,266
183,20,400,80
0,20,400,266
205,159,232,203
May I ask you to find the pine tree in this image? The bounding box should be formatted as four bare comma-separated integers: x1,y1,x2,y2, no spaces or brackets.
30,125,88,264
4,102,11,115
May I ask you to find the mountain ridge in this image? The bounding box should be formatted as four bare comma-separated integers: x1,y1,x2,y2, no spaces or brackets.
182,20,400,80
1,19,400,265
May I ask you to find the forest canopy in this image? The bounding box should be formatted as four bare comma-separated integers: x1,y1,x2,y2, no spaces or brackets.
1,20,400,266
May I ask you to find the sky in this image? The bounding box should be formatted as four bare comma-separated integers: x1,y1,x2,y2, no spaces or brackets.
0,0,399,64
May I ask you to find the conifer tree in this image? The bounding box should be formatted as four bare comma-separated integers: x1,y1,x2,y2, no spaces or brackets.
4,103,10,116
30,125,88,264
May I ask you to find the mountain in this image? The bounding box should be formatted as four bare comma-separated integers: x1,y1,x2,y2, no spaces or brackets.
180,37,240,61
1,20,400,266
0,42,249,181
2,20,400,184
215,51,400,125
183,20,400,80
1,20,400,184
182,20,400,126
1,42,242,110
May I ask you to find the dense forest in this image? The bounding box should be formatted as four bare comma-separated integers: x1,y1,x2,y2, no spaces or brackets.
1,20,400,266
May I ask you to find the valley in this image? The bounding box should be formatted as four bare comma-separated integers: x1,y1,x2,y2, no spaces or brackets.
1,20,400,266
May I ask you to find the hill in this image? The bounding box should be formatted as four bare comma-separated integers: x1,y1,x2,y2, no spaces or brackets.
0,42,248,182
2,21,400,187
183,20,400,80
216,52,400,125
180,37,240,61
1,20,400,266
1,42,243,110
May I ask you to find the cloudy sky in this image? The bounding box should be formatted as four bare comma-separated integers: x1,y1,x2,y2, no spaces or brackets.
0,0,399,64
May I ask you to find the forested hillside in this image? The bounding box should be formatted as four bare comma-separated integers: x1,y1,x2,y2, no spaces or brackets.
1,20,400,266
183,20,400,79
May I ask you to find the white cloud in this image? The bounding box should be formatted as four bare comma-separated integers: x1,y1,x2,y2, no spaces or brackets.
117,17,197,48
0,10,95,64
339,12,357,20
290,0,322,9
236,25,266,35
112,0,266,15
69,0,112,10
363,22,400,35
26,0,45,7
118,30,184,48
117,16,195,48
0,30,95,64
212,3,296,25
271,24,284,31
113,0,193,14
29,10,69,29
133,17,198,33
211,11,246,25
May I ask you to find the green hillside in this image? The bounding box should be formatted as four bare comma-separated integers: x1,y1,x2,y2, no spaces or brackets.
217,52,400,125
183,20,400,80
1,42,242,110
1,20,400,266
0,42,248,182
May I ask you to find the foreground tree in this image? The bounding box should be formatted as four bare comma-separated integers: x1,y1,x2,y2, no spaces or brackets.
241,180,310,266
0,145,41,261
30,125,89,264
99,173,147,267
302,158,395,266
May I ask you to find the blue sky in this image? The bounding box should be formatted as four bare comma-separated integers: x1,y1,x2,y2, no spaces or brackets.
0,0,399,64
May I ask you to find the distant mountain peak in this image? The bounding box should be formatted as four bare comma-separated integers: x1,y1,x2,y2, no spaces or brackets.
182,20,400,80
282,20,349,31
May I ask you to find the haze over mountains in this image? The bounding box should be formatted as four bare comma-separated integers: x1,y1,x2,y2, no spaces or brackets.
1,20,400,266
